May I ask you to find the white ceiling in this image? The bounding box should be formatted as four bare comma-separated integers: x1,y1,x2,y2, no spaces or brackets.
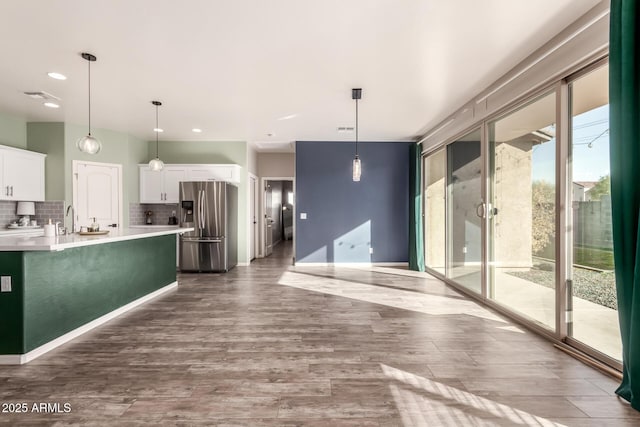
0,0,602,152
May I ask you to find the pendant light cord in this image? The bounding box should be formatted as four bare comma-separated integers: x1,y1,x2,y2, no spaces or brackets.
87,59,91,136
155,104,159,157
355,97,359,156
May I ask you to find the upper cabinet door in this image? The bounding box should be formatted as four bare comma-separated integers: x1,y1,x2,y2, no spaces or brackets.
162,167,187,203
139,164,241,204
187,165,241,183
0,147,45,201
139,166,164,203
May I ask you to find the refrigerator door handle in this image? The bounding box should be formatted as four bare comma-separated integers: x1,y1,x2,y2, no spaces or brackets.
199,190,205,230
201,189,206,230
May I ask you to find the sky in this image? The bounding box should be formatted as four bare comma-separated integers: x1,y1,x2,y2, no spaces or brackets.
532,104,610,183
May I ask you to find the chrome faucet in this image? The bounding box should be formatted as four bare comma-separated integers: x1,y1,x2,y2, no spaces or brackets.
66,205,75,234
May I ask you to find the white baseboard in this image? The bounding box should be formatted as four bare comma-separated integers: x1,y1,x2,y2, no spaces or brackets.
236,262,250,266
0,281,178,365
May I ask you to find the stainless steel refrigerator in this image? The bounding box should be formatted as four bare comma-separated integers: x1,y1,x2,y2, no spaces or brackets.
179,181,238,272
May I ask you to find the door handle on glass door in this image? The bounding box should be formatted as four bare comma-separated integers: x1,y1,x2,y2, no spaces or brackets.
475,203,486,218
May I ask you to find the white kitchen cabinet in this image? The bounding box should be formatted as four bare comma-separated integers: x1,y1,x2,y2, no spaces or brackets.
0,145,46,202
139,164,242,204
163,168,186,202
187,164,241,183
139,165,187,203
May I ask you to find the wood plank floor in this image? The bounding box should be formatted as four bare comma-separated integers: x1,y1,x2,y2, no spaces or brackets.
1,241,638,426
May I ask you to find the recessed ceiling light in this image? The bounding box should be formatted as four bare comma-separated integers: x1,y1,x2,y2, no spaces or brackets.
192,128,202,133
153,128,164,133
47,72,67,80
43,102,60,108
277,114,298,121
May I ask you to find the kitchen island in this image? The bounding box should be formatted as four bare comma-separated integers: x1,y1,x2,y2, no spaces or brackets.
0,227,193,364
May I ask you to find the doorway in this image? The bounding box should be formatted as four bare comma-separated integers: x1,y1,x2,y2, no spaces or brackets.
72,160,123,231
262,178,294,258
249,174,258,261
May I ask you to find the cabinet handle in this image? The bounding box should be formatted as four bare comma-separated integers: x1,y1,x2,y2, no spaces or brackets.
5,186,8,196
10,186,13,196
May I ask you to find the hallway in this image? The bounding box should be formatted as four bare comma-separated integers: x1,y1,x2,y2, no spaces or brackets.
0,242,636,425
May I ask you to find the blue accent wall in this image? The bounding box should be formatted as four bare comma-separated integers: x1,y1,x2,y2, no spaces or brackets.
295,141,411,263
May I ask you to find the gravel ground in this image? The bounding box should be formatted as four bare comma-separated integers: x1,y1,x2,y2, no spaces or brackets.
507,264,617,310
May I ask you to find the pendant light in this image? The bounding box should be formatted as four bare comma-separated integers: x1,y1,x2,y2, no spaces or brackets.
76,53,102,154
148,101,164,171
352,88,362,181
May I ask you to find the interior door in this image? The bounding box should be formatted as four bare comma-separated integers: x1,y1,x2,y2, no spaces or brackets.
74,161,122,230
264,181,273,256
250,175,257,260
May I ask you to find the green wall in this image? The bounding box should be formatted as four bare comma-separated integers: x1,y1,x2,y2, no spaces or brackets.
0,112,27,149
64,124,148,227
150,140,249,264
26,123,65,200
25,122,147,227
0,235,176,354
0,252,25,354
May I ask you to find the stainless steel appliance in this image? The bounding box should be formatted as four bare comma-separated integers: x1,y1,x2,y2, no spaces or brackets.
179,181,238,272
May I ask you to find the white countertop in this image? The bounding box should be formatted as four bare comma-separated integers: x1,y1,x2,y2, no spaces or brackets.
129,225,180,228
0,227,194,252
0,227,44,237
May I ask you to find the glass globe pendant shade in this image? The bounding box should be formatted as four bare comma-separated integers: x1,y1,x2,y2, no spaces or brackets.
76,134,102,154
352,156,361,182
148,157,164,171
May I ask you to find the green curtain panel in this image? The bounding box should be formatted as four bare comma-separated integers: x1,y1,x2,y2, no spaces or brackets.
610,0,640,410
409,143,425,271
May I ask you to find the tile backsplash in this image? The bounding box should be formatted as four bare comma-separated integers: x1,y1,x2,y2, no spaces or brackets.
0,200,65,227
130,203,179,226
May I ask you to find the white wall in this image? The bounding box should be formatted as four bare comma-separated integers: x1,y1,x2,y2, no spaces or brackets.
420,2,609,150
247,143,258,175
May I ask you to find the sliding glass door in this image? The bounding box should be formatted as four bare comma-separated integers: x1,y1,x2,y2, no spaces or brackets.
445,129,482,294
424,149,446,274
421,59,620,368
488,92,557,330
568,63,621,361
